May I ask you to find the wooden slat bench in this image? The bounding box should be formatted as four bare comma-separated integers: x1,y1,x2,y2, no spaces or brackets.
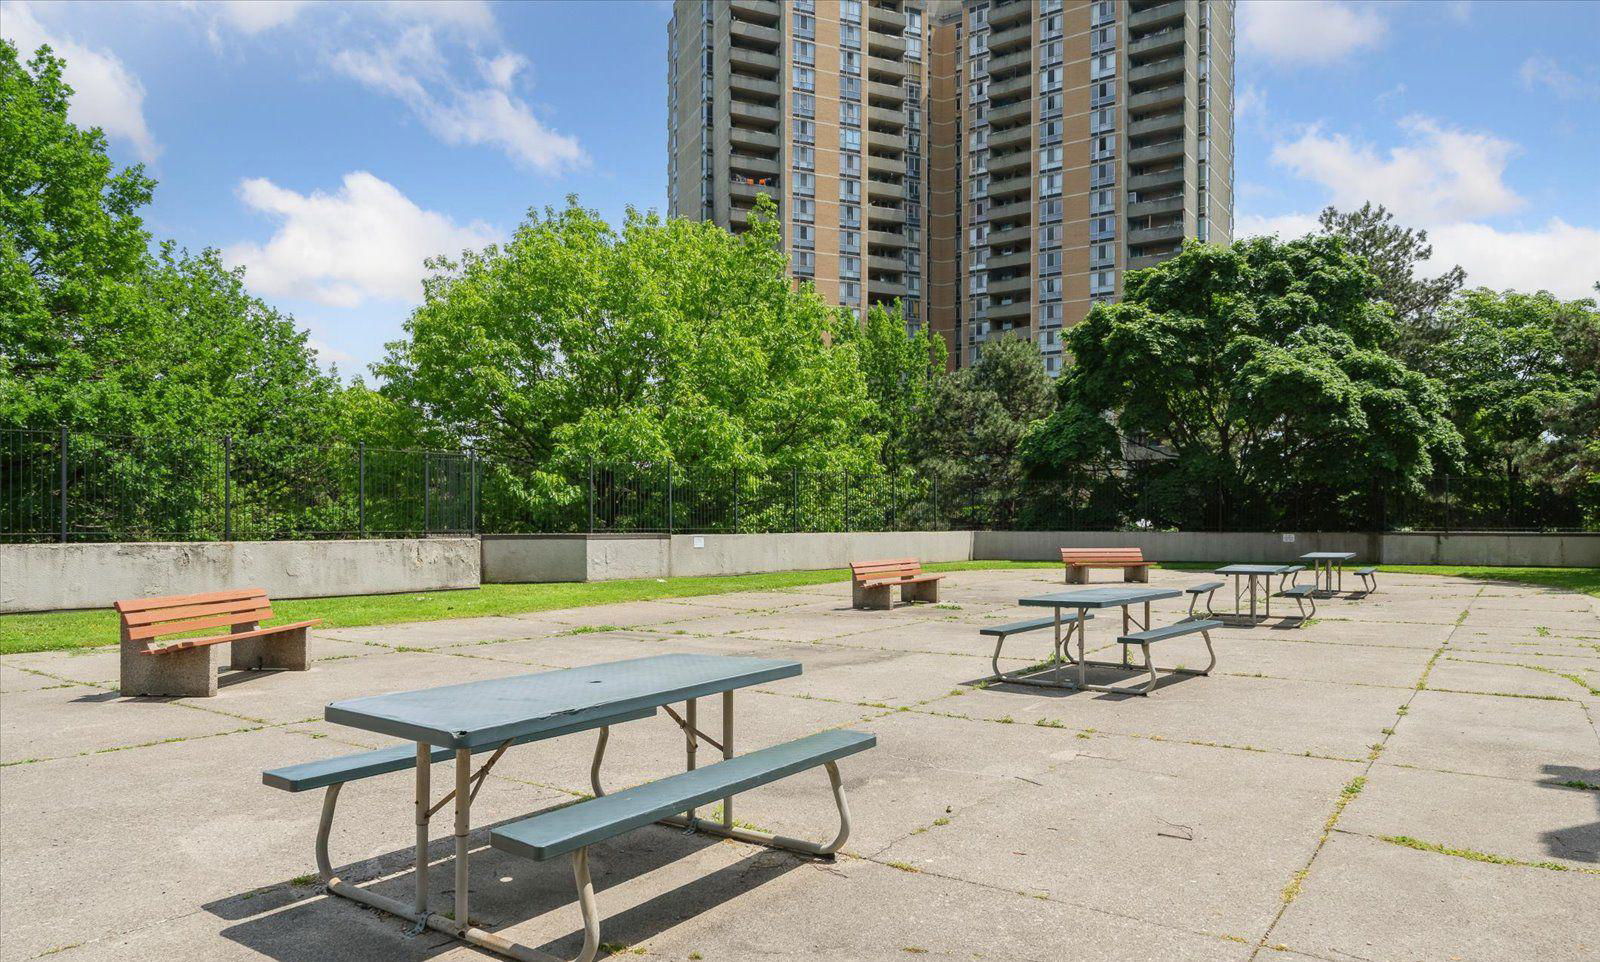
850,558,945,610
1060,547,1151,584
116,588,321,697
1116,619,1222,695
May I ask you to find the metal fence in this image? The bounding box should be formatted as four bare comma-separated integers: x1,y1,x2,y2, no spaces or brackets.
2,428,1592,543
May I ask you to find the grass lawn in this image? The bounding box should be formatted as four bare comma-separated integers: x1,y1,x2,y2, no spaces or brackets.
3,560,1592,657
0,560,1059,656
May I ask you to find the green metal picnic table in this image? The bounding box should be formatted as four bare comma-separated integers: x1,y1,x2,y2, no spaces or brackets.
1017,586,1182,692
1214,564,1302,621
1300,551,1357,596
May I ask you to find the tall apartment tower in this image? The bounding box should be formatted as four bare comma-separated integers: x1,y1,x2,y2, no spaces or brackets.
928,0,1235,373
667,0,934,327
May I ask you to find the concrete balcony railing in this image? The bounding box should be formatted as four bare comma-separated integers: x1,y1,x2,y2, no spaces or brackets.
987,171,1030,202
729,180,779,204
866,31,908,59
986,147,1031,175
869,154,907,177
1129,109,1186,139
868,278,909,298
1128,194,1186,219
867,3,908,33
868,104,907,129
728,72,780,99
1129,166,1186,192
989,73,1032,102
987,224,1031,247
1129,1,1186,31
1129,83,1185,113
1129,55,1186,86
866,176,902,199
868,254,906,274
866,55,907,81
729,99,781,126
1128,221,1187,246
1128,138,1186,165
987,199,1031,224
867,203,907,226
987,98,1031,127
728,152,779,177
729,125,780,151
1128,25,1186,59
986,273,1030,297
728,45,779,76
986,249,1031,272
1127,251,1177,271
866,124,907,149
729,0,780,26
867,229,907,248
866,79,906,105
729,20,781,51
987,123,1031,152
987,297,1031,323
986,47,1032,78
988,0,1032,30
988,21,1032,55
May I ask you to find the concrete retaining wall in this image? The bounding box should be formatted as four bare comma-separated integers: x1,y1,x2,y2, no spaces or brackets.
481,531,976,583
1,539,480,613
973,530,1600,567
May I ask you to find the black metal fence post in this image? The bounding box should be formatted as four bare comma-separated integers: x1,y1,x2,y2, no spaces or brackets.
58,425,68,543
666,463,674,533
792,467,799,533
223,435,233,541
843,470,851,532
357,442,366,537
469,451,478,534
587,458,595,534
424,453,431,534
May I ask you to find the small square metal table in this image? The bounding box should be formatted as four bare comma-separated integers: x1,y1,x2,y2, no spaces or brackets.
1299,551,1357,597
1017,586,1181,692
1214,564,1302,621
324,653,800,960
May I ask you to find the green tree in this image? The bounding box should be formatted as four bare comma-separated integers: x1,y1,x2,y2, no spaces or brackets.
1038,237,1460,527
841,300,947,470
1429,288,1600,524
913,335,1054,526
1317,203,1465,363
376,194,881,525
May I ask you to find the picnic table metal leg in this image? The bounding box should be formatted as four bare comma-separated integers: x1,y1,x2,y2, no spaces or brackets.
589,726,609,796
1077,606,1089,690
415,743,430,918
684,698,698,822
455,749,471,928
722,690,734,829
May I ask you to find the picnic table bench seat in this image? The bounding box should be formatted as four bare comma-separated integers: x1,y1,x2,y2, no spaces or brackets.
1184,581,1225,618
980,612,1093,686
1355,567,1379,592
1060,547,1151,584
116,588,321,697
850,559,945,609
1115,619,1223,695
1278,583,1318,622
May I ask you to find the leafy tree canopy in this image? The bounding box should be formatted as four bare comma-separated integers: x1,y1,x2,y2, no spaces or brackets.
376,194,880,482
837,300,947,469
0,40,341,444
1035,237,1461,518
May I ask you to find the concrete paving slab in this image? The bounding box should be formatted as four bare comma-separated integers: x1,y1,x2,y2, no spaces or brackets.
1163,633,1435,688
319,615,568,648
0,645,123,686
0,684,260,764
753,645,997,708
1462,608,1600,632
1426,655,1598,701
1281,618,1455,648
530,600,733,630
1270,831,1599,962
674,589,836,611
456,629,771,669
1343,764,1600,867
1382,688,1600,781
0,662,82,693
873,735,1355,939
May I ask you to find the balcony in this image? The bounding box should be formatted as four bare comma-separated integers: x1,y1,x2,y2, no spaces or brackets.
729,99,780,126
987,249,1030,272
986,47,1032,79
988,124,1031,152
729,20,781,51
868,104,907,129
1129,1,1186,32
989,0,1031,30
1128,194,1185,219
868,254,905,274
988,99,1031,127
868,229,907,249
729,0,780,26
867,3,908,33
987,171,1030,201
988,297,1031,323
1129,25,1186,60
1128,221,1187,246
868,278,909,298
1127,251,1177,271
866,55,906,82
728,45,779,76
1129,84,1184,113
987,199,1031,224
987,273,1030,296
987,224,1031,247
988,21,1032,55
729,125,779,151
866,176,901,199
866,31,907,59
1128,138,1186,166
866,124,907,149
730,180,779,204
867,203,907,226
987,147,1031,175
989,73,1031,102
1129,55,1185,86
729,152,779,177
869,154,907,177
728,72,780,99
1129,166,1186,192
1129,109,1186,139
866,79,905,105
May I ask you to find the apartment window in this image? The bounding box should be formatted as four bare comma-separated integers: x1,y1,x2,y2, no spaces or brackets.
841,203,861,227
906,35,922,60
793,171,816,196
840,255,861,280
1041,0,1063,14
792,66,815,91
1092,161,1116,187
793,144,814,169
1091,242,1115,268
969,273,988,294
793,250,815,274
968,5,987,28
1038,225,1061,247
841,151,862,175
969,174,989,198
969,150,989,175
1038,197,1063,222
969,101,987,124
1041,12,1063,37
841,50,862,74
1039,276,1062,299
1091,53,1115,81
1092,133,1117,160
841,177,861,202
793,118,815,142
1038,119,1062,144
841,23,861,49
1091,188,1115,214
1090,215,1116,240
1092,0,1114,26
794,13,816,38
1039,67,1063,92
1040,302,1064,326
841,229,860,253
1038,171,1062,197
841,128,861,151
792,92,815,117
792,40,815,66
1091,81,1115,108
793,197,815,222
840,281,861,306
1040,40,1063,66
969,55,988,79
840,0,861,23
1039,249,1062,274
968,79,988,102
969,198,988,220
841,101,861,126
792,224,815,248
1091,270,1116,295
968,127,988,150
841,75,862,101
968,223,989,246
968,32,988,56
1091,107,1115,133
793,0,814,10
1091,25,1116,52
1038,144,1062,170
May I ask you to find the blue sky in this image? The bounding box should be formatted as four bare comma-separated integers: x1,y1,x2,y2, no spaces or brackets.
4,0,1597,377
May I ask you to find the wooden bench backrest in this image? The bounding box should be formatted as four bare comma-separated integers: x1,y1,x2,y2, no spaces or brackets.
114,588,274,642
850,558,924,583
1059,547,1147,564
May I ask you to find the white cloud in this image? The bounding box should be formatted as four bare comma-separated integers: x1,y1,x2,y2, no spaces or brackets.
225,171,498,308
330,27,584,173
1238,0,1386,66
204,0,312,35
1235,212,1322,241
1,0,159,162
1235,83,1266,123
1270,116,1523,224
1519,56,1599,100
1425,220,1600,300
